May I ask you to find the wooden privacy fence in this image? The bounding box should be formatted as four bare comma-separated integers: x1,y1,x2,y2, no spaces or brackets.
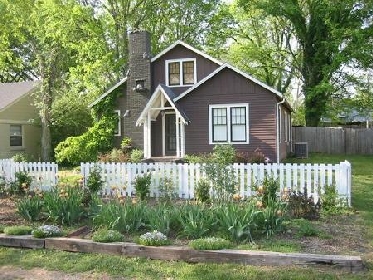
0,159,58,190
292,127,373,154
81,161,351,206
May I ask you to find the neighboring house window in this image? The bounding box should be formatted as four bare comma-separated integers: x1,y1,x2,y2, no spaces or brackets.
209,104,249,144
114,110,121,136
10,125,22,147
166,59,196,87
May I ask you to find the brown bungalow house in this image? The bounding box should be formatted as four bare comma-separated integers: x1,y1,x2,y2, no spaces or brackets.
91,31,292,163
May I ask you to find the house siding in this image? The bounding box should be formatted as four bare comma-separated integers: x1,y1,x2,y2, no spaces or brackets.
0,93,41,159
151,45,220,95
177,68,279,161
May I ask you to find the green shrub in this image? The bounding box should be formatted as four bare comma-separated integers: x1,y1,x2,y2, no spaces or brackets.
133,173,151,201
211,144,236,165
321,185,347,214
86,166,103,194
121,137,132,149
43,186,84,225
256,177,279,206
4,225,32,235
195,179,210,203
184,153,210,163
12,153,32,162
158,177,177,202
98,148,128,162
10,171,33,195
130,149,144,163
136,230,170,246
55,116,116,165
16,195,44,222
189,237,232,250
92,229,123,243
0,224,5,233
32,225,62,238
145,204,175,235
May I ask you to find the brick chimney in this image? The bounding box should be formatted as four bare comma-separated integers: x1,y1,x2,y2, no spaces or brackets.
123,30,152,149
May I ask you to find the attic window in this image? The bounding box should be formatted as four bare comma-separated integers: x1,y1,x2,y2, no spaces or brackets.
166,59,196,87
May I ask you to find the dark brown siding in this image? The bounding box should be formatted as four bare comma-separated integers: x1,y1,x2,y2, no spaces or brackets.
151,45,220,95
177,68,279,161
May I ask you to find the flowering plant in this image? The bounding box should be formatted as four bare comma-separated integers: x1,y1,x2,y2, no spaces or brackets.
137,230,170,246
32,225,62,238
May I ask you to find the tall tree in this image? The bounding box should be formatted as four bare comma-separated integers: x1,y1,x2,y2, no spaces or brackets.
238,0,373,126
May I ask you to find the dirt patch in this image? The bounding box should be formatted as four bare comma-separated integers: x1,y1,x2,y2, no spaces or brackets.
0,265,127,280
0,198,23,226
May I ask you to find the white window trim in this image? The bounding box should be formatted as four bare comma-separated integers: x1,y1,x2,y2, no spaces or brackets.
165,58,197,87
209,103,249,145
10,124,23,148
114,110,121,136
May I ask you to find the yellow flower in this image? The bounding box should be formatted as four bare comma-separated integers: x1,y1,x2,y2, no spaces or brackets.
232,193,242,201
256,200,263,208
276,210,283,216
257,185,264,193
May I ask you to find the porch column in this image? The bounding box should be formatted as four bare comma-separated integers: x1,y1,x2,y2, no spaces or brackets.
180,121,185,157
175,114,180,158
147,112,151,158
143,119,148,158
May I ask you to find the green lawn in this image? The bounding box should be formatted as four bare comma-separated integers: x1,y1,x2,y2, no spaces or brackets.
1,153,373,279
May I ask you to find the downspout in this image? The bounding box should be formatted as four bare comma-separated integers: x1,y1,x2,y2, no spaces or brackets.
276,98,286,164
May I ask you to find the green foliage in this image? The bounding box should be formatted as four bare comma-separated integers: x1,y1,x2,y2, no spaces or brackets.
256,177,279,207
32,225,62,238
133,173,151,201
189,237,232,250
195,179,210,203
257,198,287,238
92,200,147,234
177,204,215,239
92,229,123,243
145,204,173,235
121,137,132,149
98,148,128,162
136,230,170,246
12,153,32,162
54,116,116,165
294,219,319,237
130,149,144,163
86,166,103,194
157,177,177,202
0,224,4,233
4,225,32,235
214,202,258,242
43,186,84,225
321,185,347,215
16,195,44,222
287,188,320,220
184,153,210,163
211,144,236,165
10,171,33,195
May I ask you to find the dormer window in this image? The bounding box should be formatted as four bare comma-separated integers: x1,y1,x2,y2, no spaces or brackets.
166,58,196,87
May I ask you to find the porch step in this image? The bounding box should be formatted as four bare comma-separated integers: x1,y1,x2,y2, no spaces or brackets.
146,157,183,163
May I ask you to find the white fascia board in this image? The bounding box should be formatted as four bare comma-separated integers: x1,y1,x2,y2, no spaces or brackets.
151,40,223,66
88,77,127,108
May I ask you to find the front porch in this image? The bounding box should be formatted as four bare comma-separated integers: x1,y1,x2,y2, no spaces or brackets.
136,85,189,159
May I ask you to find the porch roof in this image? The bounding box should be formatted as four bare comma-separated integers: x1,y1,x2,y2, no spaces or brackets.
136,84,190,126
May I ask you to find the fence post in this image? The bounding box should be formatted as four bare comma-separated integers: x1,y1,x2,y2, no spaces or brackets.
339,161,352,207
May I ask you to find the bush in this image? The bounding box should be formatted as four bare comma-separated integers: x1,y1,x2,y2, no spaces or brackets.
137,230,170,246
133,173,151,201
54,116,116,165
321,185,347,214
287,188,320,220
189,237,232,250
4,225,32,235
92,229,123,243
86,166,103,194
16,194,44,222
0,224,5,233
158,177,177,202
130,149,144,163
255,176,279,207
98,148,128,162
9,171,33,195
211,144,235,165
295,219,319,237
32,225,62,238
195,179,210,203
12,153,32,162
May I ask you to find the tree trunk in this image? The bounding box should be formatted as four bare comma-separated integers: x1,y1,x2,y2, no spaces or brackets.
40,80,52,162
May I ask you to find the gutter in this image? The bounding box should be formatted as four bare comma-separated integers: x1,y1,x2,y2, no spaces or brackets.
276,98,286,164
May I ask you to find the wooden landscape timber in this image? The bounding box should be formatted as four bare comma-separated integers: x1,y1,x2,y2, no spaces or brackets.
0,235,364,272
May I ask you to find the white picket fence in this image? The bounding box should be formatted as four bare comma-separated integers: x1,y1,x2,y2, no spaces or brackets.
80,161,351,206
0,159,58,190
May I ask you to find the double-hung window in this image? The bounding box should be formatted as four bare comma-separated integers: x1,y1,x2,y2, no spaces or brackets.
209,104,249,144
166,59,196,87
10,125,23,147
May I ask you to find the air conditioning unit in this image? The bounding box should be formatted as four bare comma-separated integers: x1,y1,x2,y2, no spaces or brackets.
294,142,308,158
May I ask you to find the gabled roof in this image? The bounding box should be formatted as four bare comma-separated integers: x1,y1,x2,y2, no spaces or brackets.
0,81,39,112
174,63,284,102
89,77,127,108
136,84,189,126
151,40,223,66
